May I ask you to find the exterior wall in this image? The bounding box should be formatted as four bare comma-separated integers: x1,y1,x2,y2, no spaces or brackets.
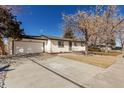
72,42,85,51
50,40,85,53
8,38,13,55
45,39,52,53
51,40,70,53
8,37,86,54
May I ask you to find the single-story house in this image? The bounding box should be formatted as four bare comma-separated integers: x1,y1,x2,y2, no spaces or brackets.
7,35,86,55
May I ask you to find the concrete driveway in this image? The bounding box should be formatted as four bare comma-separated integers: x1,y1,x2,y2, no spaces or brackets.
4,58,79,88
4,55,124,88
29,56,104,87
4,55,104,88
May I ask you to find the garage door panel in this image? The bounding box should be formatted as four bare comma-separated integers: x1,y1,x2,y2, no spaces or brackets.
14,41,44,54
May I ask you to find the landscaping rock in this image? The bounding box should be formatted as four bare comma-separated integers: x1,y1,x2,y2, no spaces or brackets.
0,71,6,88
0,59,10,88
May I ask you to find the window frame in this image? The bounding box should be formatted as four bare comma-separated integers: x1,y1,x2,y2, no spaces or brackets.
58,40,64,48
74,42,77,46
81,42,84,46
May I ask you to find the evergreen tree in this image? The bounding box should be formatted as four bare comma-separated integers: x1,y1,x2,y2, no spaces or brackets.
0,6,24,55
63,27,75,39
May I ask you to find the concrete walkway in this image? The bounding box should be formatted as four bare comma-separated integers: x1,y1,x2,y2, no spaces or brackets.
4,58,79,88
84,56,124,88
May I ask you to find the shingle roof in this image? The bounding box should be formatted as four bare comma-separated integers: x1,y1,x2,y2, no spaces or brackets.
21,35,83,42
21,35,48,40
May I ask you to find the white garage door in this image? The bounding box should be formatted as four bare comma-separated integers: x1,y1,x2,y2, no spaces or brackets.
13,41,44,54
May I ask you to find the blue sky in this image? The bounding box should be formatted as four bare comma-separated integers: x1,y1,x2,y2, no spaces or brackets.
16,5,97,36
15,5,124,39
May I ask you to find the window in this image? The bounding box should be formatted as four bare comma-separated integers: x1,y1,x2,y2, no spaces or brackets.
74,42,77,46
58,40,64,47
81,42,83,46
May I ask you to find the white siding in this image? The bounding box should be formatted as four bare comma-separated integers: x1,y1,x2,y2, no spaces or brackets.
46,39,52,53
72,42,85,51
50,40,85,53
51,40,70,53
8,38,13,55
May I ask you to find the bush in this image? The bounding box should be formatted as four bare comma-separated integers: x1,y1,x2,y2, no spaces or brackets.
112,47,122,50
88,47,101,52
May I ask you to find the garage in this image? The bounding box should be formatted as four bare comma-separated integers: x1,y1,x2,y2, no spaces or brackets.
13,40,45,54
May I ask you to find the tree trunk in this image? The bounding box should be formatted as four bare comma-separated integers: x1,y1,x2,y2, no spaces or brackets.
94,37,97,48
84,43,88,55
0,39,6,55
1,44,5,55
105,44,109,53
122,43,124,54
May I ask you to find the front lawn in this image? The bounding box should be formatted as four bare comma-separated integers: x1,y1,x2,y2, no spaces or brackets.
59,53,116,68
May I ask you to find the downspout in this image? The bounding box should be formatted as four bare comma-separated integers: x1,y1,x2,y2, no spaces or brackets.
12,39,14,55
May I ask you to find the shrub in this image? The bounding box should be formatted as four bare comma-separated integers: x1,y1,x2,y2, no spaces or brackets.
88,47,101,52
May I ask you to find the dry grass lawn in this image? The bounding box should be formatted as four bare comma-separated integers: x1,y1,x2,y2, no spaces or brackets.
59,53,116,68
91,51,122,56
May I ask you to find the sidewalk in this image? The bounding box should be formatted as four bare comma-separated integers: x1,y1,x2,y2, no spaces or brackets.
84,56,124,87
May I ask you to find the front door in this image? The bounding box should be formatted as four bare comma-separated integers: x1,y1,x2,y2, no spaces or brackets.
69,41,72,51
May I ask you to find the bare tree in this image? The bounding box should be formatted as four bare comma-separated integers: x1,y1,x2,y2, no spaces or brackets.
62,8,102,55
98,6,124,52
75,11,96,54
62,5,124,54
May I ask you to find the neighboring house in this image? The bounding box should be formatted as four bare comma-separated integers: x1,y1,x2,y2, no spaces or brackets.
7,35,86,55
96,45,113,52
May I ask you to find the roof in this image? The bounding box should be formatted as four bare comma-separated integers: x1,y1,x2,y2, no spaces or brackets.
21,35,48,40
21,35,83,42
